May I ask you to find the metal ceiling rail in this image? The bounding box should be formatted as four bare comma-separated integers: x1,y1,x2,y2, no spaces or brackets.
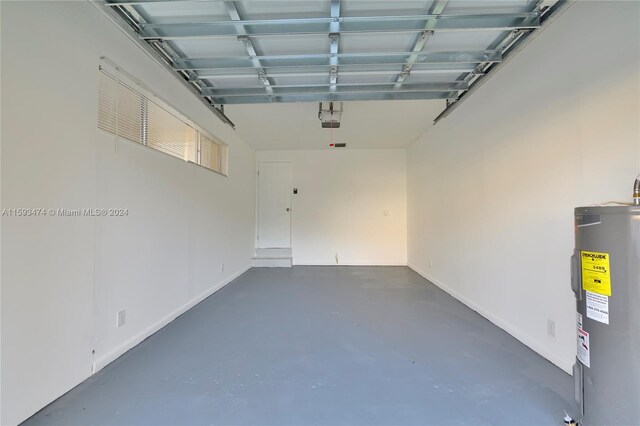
394,0,448,89
202,81,469,96
191,68,482,80
210,91,460,104
328,0,340,93
105,0,229,4
98,0,560,108
138,14,540,39
92,1,236,127
222,1,273,94
107,1,229,118
194,71,476,79
173,50,502,71
433,0,566,123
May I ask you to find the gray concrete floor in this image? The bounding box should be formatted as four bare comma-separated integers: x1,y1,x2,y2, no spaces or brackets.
25,266,574,425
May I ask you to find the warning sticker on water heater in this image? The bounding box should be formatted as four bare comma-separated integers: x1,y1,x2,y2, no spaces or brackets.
581,251,611,296
577,312,583,329
586,291,609,324
577,327,590,368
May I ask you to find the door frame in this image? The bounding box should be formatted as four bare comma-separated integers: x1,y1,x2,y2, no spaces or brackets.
256,161,292,248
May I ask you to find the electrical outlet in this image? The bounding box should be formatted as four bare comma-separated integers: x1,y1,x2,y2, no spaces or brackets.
547,319,556,337
117,310,126,328
220,263,225,272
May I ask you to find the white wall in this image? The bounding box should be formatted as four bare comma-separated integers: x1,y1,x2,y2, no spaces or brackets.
407,1,640,373
3,1,638,423
227,101,446,150
1,2,255,424
256,150,407,265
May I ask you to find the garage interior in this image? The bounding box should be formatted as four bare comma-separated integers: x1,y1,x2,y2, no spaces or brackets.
1,0,639,425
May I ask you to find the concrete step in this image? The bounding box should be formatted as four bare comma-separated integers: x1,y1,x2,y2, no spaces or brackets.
255,248,292,257
251,256,292,268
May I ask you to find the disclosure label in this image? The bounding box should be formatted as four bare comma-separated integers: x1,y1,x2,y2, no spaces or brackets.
586,291,609,324
577,327,590,368
581,251,611,296
577,312,583,329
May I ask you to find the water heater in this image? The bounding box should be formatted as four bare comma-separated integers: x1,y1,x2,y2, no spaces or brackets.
571,204,640,424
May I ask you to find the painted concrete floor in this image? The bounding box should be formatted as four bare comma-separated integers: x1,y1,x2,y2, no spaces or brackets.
25,266,574,425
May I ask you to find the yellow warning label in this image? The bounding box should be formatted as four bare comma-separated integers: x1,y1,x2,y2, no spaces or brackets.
581,251,611,296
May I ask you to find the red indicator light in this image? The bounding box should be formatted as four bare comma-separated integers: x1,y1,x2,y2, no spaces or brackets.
329,143,335,147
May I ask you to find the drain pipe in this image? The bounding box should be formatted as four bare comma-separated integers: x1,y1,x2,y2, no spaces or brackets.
634,173,640,206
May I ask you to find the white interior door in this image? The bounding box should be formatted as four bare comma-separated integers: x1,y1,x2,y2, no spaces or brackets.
258,162,291,248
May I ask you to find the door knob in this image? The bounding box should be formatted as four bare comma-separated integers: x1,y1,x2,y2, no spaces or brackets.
286,208,290,212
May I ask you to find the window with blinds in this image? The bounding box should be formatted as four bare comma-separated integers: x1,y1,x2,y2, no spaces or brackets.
200,135,219,171
98,72,142,144
98,71,118,135
148,101,197,163
97,65,228,175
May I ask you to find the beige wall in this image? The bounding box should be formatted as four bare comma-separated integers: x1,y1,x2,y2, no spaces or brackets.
3,1,640,424
256,150,407,266
407,1,640,373
1,2,256,424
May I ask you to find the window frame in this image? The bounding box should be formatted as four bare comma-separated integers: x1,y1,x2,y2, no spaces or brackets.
98,58,228,176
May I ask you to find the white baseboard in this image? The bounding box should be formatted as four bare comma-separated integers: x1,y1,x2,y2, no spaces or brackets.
92,264,252,373
292,262,408,266
407,263,573,375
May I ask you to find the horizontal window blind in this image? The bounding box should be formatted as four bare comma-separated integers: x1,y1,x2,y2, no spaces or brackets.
148,101,197,163
98,71,117,135
117,82,143,144
97,64,228,175
98,71,142,144
219,145,228,175
200,134,221,173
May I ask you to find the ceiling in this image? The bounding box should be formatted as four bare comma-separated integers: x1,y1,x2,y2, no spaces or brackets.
101,0,560,149
226,100,446,150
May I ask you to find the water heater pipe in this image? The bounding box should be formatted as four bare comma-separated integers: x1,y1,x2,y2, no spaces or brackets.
634,173,640,206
